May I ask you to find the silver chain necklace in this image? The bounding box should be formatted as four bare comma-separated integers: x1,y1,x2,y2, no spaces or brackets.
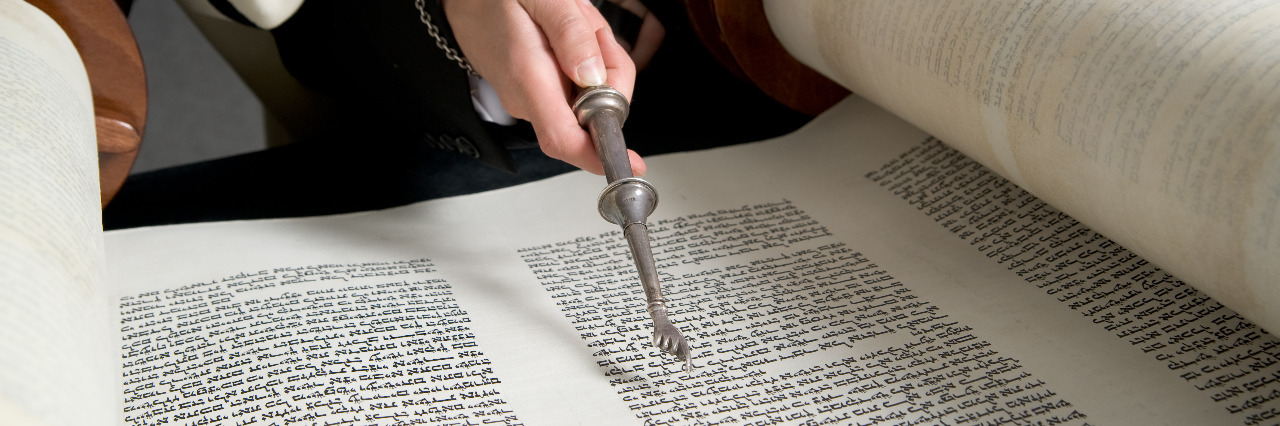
414,0,478,76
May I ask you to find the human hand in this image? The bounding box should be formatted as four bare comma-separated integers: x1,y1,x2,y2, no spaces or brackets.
444,0,645,176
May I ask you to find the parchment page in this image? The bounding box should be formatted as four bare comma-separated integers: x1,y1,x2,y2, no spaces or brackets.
767,0,1280,334
106,98,1280,424
0,0,116,424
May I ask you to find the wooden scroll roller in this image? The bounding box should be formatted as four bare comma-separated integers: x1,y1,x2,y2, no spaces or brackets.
683,0,849,117
28,0,147,207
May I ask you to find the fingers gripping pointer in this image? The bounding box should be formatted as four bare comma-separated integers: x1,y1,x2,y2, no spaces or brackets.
444,0,644,176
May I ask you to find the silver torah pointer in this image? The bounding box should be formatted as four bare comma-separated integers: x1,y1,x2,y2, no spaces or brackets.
572,85,693,372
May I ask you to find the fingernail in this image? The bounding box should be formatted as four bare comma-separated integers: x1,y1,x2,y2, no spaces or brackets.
576,56,606,87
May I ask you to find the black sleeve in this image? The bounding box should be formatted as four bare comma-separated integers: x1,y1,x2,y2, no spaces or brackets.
268,0,536,172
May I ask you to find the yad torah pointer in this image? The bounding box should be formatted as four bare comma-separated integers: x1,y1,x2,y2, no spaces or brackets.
573,85,693,372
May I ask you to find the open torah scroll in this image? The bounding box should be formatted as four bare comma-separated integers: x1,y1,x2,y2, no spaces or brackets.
5,0,1280,425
